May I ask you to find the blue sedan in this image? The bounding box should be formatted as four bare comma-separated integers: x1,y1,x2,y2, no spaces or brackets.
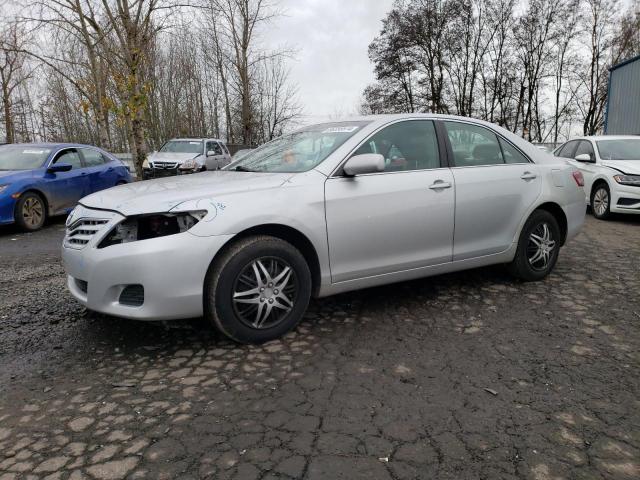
0,143,132,231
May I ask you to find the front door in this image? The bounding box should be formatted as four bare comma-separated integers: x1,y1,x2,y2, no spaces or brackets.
325,120,455,283
46,149,89,212
205,141,226,170
442,120,542,261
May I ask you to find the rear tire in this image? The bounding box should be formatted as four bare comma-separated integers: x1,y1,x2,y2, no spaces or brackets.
204,235,312,344
591,183,611,220
508,210,561,281
15,192,46,231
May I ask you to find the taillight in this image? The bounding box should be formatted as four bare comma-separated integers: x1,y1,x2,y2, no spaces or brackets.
572,171,584,187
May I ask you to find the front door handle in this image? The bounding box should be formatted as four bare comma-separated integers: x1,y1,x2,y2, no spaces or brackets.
521,172,537,181
429,180,452,190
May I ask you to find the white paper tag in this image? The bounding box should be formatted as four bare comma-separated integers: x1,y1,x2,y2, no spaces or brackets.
23,149,46,154
322,126,359,134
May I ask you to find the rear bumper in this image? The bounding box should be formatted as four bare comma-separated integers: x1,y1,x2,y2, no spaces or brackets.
63,229,234,320
563,196,586,244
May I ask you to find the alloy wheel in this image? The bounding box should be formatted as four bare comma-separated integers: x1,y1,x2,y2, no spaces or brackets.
526,222,556,272
22,197,44,228
593,188,609,217
232,256,298,329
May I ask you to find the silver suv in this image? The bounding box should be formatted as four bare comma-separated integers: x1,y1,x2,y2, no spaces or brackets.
143,138,231,178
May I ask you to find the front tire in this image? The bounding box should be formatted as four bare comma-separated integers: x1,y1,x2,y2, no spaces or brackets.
508,210,561,281
205,236,312,344
591,183,611,220
15,192,46,231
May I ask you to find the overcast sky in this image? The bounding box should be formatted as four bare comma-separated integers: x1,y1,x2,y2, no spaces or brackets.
263,0,396,124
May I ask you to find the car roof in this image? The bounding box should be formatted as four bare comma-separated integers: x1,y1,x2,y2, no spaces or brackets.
1,142,104,149
568,135,640,141
168,138,226,143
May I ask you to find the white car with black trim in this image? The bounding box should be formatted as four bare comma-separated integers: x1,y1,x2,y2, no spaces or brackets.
142,138,231,179
63,114,585,344
554,136,640,219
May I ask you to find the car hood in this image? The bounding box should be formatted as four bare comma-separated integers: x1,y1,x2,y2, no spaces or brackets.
79,170,294,216
600,160,640,175
148,152,201,164
0,170,34,182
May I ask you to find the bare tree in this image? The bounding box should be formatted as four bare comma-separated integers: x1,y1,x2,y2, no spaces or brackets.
0,22,32,143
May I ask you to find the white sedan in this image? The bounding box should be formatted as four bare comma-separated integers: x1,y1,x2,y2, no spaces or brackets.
554,136,640,219
63,114,586,344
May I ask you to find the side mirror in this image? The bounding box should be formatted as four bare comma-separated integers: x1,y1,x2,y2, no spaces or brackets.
343,154,385,176
47,162,73,173
574,153,594,163
207,150,216,157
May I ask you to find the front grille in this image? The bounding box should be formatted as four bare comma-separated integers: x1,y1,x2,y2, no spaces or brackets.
152,162,179,170
119,285,144,307
75,278,88,293
64,206,119,250
65,218,109,248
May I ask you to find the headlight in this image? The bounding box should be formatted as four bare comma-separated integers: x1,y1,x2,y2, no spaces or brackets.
98,210,207,248
142,159,150,169
181,159,198,170
0,184,8,195
613,174,640,186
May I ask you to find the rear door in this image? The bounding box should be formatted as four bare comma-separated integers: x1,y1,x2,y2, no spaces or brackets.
442,120,542,261
325,119,455,282
45,149,89,212
80,148,116,192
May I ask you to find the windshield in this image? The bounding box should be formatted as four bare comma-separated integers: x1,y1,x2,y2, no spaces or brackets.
226,122,370,173
596,139,640,160
159,140,203,154
0,146,52,170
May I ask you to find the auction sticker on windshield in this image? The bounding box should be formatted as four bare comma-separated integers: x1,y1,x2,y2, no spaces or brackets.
322,126,360,134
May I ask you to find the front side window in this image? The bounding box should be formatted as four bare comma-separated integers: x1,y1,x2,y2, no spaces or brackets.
227,122,370,173
574,140,595,160
556,141,578,159
352,120,440,172
0,146,52,170
596,139,640,160
53,149,82,169
160,140,203,154
82,149,105,167
445,122,503,167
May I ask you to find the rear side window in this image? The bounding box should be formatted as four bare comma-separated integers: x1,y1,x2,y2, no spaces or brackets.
82,149,106,167
353,120,440,172
445,122,503,167
499,138,529,164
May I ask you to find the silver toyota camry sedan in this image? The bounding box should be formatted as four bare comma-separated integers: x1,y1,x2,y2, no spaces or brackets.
63,114,586,343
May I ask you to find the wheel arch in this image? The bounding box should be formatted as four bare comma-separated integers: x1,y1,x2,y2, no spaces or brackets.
213,223,322,297
590,177,610,199
14,188,51,218
534,202,568,246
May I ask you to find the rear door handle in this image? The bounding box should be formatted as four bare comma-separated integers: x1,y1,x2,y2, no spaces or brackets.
521,172,537,181
429,180,452,190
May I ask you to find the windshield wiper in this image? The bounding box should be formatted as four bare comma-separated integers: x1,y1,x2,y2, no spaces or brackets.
234,166,254,172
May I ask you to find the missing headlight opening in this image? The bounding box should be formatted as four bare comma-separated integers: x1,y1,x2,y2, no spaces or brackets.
99,211,205,248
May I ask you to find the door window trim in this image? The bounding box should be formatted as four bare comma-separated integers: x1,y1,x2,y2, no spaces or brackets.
330,118,448,178
556,140,579,159
439,119,533,168
50,148,85,169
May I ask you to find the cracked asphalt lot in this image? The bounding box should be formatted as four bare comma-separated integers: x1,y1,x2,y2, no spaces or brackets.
1,215,639,480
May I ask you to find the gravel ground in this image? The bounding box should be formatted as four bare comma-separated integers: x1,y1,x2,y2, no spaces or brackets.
0,214,639,480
